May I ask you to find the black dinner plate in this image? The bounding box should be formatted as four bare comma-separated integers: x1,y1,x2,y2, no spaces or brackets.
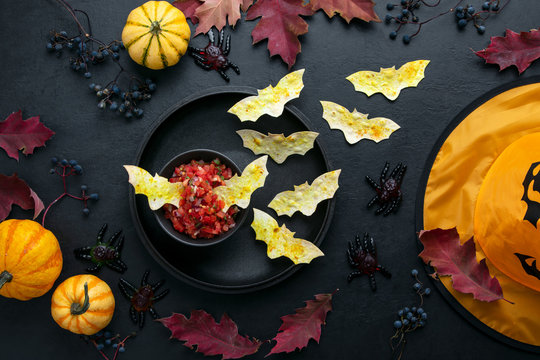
129,86,335,294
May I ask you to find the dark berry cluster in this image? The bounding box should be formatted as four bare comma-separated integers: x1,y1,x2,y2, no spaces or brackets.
46,30,123,78
390,269,431,358
89,78,156,118
385,0,508,44
83,330,136,359
42,157,99,226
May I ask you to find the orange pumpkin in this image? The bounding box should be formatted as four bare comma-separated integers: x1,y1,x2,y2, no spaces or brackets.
0,219,63,300
51,274,115,335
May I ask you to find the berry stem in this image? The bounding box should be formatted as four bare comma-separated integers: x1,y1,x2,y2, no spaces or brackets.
41,192,67,227
55,0,91,37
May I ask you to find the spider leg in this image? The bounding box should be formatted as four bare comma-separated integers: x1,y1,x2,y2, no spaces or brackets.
141,270,150,286
396,164,407,186
375,202,389,215
152,289,170,302
148,306,159,319
390,163,402,179
86,263,102,272
107,230,122,246
218,29,224,47
347,246,358,267
130,306,138,324
356,234,363,250
138,311,146,328
218,70,230,82
96,223,108,243
366,175,382,191
152,279,165,292
380,162,390,183
118,278,136,299
223,34,231,55
228,61,240,74
367,194,379,208
366,234,376,255
188,46,205,54
74,247,92,259
208,29,215,45
114,235,124,253
383,199,398,216
347,271,364,282
195,58,212,70
106,261,126,273
369,273,377,291
378,265,392,278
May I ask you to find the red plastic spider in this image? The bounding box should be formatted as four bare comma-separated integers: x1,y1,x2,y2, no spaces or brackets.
366,162,406,216
188,29,240,82
118,270,169,328
347,233,391,291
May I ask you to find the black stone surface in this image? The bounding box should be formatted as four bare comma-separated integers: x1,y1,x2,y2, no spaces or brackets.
1,1,539,359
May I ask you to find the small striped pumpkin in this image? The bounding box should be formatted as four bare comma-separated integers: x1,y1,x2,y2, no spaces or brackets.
51,274,115,335
122,1,191,70
0,219,63,301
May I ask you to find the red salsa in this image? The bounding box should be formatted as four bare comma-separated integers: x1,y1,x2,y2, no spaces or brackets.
163,159,239,239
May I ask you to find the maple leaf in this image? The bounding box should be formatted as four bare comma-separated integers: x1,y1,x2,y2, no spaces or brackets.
475,28,540,74
267,292,336,356
172,0,203,24
310,0,379,23
418,228,508,303
158,310,262,359
194,0,254,36
0,110,55,161
246,0,315,69
0,173,44,222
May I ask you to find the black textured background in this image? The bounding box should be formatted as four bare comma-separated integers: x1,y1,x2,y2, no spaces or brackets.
1,1,540,359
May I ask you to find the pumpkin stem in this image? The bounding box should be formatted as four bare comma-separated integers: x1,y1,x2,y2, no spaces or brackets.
149,21,162,35
0,270,13,289
71,282,91,315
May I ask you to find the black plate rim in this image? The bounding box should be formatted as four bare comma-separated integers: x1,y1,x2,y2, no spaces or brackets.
415,75,540,353
129,86,336,294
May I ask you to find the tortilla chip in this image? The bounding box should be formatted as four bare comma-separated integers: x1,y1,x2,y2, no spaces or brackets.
346,60,430,100
124,165,183,210
236,129,319,164
320,101,400,144
251,208,324,264
268,170,340,217
228,69,305,122
213,156,269,212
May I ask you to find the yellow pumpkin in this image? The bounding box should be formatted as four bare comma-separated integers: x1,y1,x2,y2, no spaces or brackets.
51,274,115,335
0,219,63,301
122,1,191,70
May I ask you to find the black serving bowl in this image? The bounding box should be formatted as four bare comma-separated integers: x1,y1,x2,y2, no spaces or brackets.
154,149,248,247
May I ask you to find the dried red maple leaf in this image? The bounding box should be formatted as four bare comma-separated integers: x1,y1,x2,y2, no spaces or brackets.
475,28,540,74
267,292,335,356
418,228,507,302
172,0,203,24
194,0,254,36
246,0,315,69
158,310,262,359
0,173,44,221
310,0,379,23
0,110,54,161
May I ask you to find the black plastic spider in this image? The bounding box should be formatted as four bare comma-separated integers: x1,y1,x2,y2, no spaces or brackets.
118,270,169,328
366,162,406,216
74,223,127,273
347,233,391,291
188,29,240,82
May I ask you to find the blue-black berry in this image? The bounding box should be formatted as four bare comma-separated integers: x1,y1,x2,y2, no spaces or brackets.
482,2,491,10
477,25,486,34
457,19,467,28
82,208,90,216
387,3,395,10
413,282,421,290
402,35,411,44
411,269,418,276
385,14,393,23
424,288,431,295
89,193,99,201
84,72,92,78
394,320,403,329
389,31,398,40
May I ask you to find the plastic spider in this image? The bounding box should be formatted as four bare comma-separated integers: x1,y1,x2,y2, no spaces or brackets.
188,29,240,82
347,233,391,291
118,270,169,328
366,162,406,216
74,223,127,273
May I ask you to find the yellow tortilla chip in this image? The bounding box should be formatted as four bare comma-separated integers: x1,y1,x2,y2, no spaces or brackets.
236,129,319,164
346,60,430,101
268,170,341,217
213,156,269,212
228,69,305,122
320,101,400,144
251,208,324,264
124,165,183,210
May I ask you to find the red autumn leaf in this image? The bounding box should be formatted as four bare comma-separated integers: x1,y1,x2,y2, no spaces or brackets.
310,0,379,23
246,0,314,69
194,0,254,36
172,0,203,24
267,292,335,356
475,28,540,74
0,173,44,222
158,310,262,359
418,228,506,302
0,110,54,161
